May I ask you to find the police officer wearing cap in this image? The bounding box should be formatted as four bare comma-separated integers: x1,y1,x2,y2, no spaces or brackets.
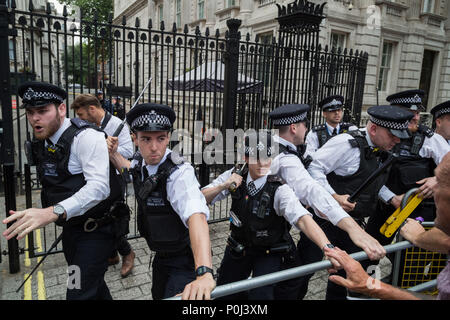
3,81,123,300
267,103,386,300
307,105,413,299
70,94,135,278
201,130,337,300
108,103,215,300
430,101,450,144
367,90,450,243
305,95,358,157
96,89,113,114
113,96,125,120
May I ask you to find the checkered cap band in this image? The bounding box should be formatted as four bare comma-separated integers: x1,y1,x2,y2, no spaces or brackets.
272,112,307,126
22,87,63,103
369,116,409,130
435,107,450,118
131,110,172,129
245,142,274,157
322,99,343,109
389,94,422,105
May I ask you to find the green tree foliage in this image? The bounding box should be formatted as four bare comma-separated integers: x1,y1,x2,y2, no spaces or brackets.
57,0,113,23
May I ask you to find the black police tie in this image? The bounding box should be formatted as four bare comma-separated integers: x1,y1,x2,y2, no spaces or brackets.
332,128,337,136
142,167,149,181
247,181,258,197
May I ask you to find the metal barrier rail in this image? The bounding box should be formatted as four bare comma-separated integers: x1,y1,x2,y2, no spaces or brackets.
166,238,442,300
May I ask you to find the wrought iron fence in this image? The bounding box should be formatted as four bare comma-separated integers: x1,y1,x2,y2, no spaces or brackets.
1,0,368,265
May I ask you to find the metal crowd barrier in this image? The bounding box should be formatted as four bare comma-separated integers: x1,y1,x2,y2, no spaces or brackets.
166,240,438,300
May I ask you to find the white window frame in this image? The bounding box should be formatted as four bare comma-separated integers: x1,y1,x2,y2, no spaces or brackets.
198,0,205,20
175,0,181,27
422,0,435,14
378,41,394,92
330,31,347,50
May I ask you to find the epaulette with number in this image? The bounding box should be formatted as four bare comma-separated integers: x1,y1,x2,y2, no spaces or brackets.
267,175,286,185
418,124,434,138
312,124,326,132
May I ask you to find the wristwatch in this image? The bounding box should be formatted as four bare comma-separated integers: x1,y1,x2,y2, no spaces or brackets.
53,204,66,226
195,266,214,277
322,243,335,251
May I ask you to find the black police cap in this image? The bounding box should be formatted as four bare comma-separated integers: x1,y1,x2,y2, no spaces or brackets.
126,103,176,132
269,104,310,126
319,95,344,111
430,101,450,120
367,105,414,139
18,81,67,109
386,89,425,111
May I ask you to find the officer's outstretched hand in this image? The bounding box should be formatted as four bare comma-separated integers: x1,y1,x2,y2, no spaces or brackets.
2,207,57,240
180,273,216,300
106,136,119,155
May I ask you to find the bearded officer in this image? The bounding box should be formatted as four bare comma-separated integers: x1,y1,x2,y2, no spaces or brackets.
108,103,215,300
305,95,357,157
3,81,123,300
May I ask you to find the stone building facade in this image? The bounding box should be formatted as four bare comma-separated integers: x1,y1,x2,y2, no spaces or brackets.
113,0,450,112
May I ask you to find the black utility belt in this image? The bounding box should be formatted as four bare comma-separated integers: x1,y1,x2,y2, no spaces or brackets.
228,236,292,255
155,246,191,258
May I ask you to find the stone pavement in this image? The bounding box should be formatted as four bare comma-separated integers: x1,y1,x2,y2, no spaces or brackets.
0,191,392,300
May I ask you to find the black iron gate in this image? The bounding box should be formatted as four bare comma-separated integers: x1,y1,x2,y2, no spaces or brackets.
0,0,368,271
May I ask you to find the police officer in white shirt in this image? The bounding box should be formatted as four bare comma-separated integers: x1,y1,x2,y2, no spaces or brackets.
305,95,358,157
430,101,450,145
71,94,135,278
201,130,337,300
108,103,215,300
4,81,121,300
267,103,386,300
308,104,414,299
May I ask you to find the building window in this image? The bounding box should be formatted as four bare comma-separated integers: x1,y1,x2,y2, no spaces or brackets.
422,0,435,13
227,0,236,7
175,0,181,27
158,4,164,26
378,41,394,92
198,0,205,20
258,32,273,86
9,39,14,60
330,32,346,50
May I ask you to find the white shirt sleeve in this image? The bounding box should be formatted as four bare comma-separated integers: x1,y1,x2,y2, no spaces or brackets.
419,134,450,165
308,133,360,195
305,131,319,157
270,152,350,226
378,185,396,203
201,168,233,205
60,128,111,220
166,162,210,227
273,184,311,230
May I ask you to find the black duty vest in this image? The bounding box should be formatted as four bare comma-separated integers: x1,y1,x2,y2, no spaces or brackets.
33,118,123,226
230,171,291,248
326,130,387,219
385,125,436,195
312,122,355,148
131,152,190,253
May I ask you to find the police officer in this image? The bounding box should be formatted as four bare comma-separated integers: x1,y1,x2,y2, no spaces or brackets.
305,95,357,157
201,130,337,300
108,103,215,300
267,103,386,300
71,93,135,278
307,104,414,299
3,81,123,300
367,90,450,244
430,101,450,144
113,96,125,120
96,89,113,114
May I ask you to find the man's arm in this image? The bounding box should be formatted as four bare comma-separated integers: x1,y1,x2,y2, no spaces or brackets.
325,247,422,300
201,169,242,204
182,213,216,300
401,219,450,255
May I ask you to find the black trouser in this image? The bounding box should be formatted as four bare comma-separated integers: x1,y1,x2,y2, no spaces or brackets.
365,200,436,286
151,249,196,300
62,223,115,300
110,236,132,258
216,245,283,300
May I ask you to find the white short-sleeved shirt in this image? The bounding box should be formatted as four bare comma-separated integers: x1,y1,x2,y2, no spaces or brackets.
305,122,358,157
48,118,111,220
130,149,210,227
101,113,134,159
202,168,311,230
